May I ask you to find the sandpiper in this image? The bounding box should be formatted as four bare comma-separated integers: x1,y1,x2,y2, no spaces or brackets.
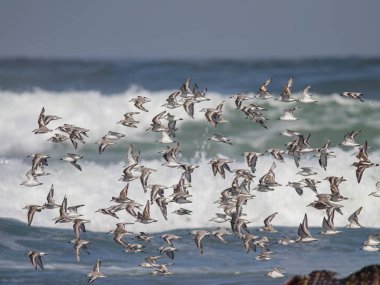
346,206,363,228
61,153,83,171
340,92,364,102
299,85,318,103
25,250,47,269
87,258,106,283
297,214,317,242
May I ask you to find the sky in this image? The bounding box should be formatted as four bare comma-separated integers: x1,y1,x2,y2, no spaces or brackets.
0,0,379,59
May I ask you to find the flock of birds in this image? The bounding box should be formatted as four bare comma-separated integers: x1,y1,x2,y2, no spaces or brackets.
20,77,379,282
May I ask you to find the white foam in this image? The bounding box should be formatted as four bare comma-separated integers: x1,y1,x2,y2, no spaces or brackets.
2,89,380,158
0,88,225,157
1,147,380,232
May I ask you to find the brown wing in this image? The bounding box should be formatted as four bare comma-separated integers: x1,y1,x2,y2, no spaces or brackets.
142,200,150,218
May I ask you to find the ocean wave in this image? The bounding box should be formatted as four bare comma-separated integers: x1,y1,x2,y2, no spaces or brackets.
1,88,380,160
1,147,380,232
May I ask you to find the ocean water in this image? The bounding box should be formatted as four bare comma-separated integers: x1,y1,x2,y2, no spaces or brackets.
0,58,380,284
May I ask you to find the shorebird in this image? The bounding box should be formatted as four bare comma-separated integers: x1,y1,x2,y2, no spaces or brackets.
159,246,178,260
277,236,296,245
164,113,183,137
321,210,341,235
96,136,115,154
279,107,301,121
259,212,278,232
346,206,363,228
277,77,298,102
129,96,151,112
369,181,380,197
361,245,380,252
256,78,272,99
300,178,320,193
71,239,90,262
21,169,43,187
363,234,380,246
54,196,83,223
340,92,364,102
56,124,89,137
206,108,227,128
208,134,233,145
179,77,195,98
29,153,50,172
242,152,263,173
155,197,171,221
68,130,85,149
254,184,275,192
47,133,68,143
108,223,134,247
73,219,90,239
231,215,251,237
95,206,122,219
209,158,233,179
244,110,268,129
134,232,153,243
160,143,182,168
287,181,307,196
147,110,167,131
307,194,344,216
43,185,60,209
193,83,209,102
119,163,139,182
123,243,145,253
255,249,273,261
296,167,317,176
162,91,182,109
161,234,181,246
266,149,285,163
111,184,131,203
297,214,317,242
259,162,281,187
151,264,173,276
139,256,162,268
126,144,140,167
61,153,83,171
266,268,286,278
299,85,318,103
191,230,211,255
147,184,167,205
241,103,267,113
138,166,157,193
32,107,53,134
23,205,44,226
183,98,195,119
136,201,157,224
316,139,335,171
25,250,47,269
105,131,125,140
241,234,257,253
230,93,253,109
281,129,301,137
173,208,192,215
352,141,379,183
117,112,140,128
179,164,199,183
339,130,361,147
212,228,231,244
87,258,106,283
39,107,61,125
